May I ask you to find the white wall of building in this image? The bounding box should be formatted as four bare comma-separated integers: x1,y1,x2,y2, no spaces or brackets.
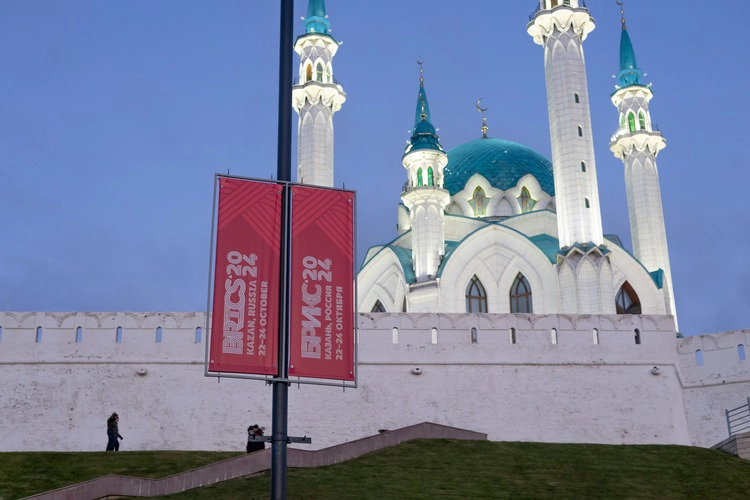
4,312,746,452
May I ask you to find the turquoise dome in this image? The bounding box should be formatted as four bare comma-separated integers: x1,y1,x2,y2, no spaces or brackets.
443,138,555,196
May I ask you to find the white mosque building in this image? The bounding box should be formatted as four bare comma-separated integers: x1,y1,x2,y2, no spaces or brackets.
1,0,749,454
356,0,676,328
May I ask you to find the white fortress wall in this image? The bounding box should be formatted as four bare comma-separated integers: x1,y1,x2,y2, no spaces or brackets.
676,330,750,447
1,312,747,452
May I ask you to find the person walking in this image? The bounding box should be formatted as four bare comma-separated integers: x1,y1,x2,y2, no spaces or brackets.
106,412,123,451
246,424,265,453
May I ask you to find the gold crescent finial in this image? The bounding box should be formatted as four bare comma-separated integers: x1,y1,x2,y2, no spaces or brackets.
616,0,626,30
476,98,489,138
417,58,424,87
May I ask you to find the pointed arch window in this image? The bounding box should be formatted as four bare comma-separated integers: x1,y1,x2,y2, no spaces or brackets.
627,112,636,133
638,111,646,130
402,297,407,313
371,300,386,313
518,187,536,213
469,186,487,216
305,64,312,82
620,113,626,130
316,63,323,82
427,167,434,186
417,168,423,186
510,273,533,313
466,276,488,313
616,281,641,314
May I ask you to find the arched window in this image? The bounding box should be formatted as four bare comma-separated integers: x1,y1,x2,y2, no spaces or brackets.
391,327,399,344
116,326,123,344
156,327,163,343
431,327,438,344
628,112,636,133
305,64,312,82
574,92,579,103
326,64,332,83
466,275,488,313
638,111,646,130
584,198,590,208
417,168,423,186
427,167,434,186
696,349,704,366
316,63,323,82
510,273,533,313
581,161,586,172
519,187,536,213
402,297,407,313
509,327,517,345
616,281,641,314
620,113,626,130
592,328,599,345
471,327,478,344
371,300,385,313
578,125,583,137
634,328,641,345
470,186,487,216
195,327,203,344
739,344,746,362
550,328,558,345
36,326,43,343
75,326,83,344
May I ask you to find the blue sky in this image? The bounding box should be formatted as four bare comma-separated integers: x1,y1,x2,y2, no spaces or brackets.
1,0,748,336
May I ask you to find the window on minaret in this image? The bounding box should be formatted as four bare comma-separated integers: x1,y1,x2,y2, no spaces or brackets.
326,64,332,83
578,126,583,137
510,273,533,313
371,300,385,313
639,111,646,130
469,186,487,216
417,168,423,186
316,63,323,82
616,281,642,314
427,167,434,186
581,161,586,172
574,93,579,103
585,198,590,208
466,276,488,313
518,187,536,213
620,114,626,130
305,64,312,82
628,112,636,133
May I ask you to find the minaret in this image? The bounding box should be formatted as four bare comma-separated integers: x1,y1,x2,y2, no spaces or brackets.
527,0,604,248
609,5,677,326
292,0,346,187
401,64,450,286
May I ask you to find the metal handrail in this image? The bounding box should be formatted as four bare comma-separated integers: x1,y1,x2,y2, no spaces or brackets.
293,76,343,86
725,397,750,437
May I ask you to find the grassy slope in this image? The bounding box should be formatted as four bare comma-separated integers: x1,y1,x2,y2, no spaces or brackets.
3,440,750,499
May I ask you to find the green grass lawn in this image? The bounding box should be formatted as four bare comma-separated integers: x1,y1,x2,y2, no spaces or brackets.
3,440,750,499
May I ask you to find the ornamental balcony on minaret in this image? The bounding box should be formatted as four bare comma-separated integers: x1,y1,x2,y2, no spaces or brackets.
400,70,450,284
292,0,346,188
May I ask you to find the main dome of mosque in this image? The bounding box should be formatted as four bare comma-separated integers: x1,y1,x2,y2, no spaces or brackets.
443,138,555,196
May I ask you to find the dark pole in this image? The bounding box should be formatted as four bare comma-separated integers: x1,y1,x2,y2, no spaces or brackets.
272,0,293,499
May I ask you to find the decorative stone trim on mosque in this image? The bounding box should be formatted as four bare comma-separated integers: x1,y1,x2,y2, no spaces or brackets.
22,422,487,500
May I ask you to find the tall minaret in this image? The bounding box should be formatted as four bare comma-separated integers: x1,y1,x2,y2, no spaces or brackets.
401,64,450,285
609,5,677,326
527,0,604,248
292,0,346,187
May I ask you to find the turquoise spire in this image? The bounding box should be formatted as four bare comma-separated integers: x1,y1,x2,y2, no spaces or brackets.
407,62,442,153
616,3,644,88
304,0,331,35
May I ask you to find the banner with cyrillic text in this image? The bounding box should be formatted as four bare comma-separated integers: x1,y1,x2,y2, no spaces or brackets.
209,177,282,375
289,185,355,381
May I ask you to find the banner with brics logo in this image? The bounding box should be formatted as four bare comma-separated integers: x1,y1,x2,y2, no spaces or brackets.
208,176,355,383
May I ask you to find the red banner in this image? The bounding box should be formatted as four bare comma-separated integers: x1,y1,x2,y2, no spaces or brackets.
289,185,355,381
209,177,282,375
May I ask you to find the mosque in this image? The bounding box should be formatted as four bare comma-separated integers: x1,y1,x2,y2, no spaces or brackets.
1,0,749,454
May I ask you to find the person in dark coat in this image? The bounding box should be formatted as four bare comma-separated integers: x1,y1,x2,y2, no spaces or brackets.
246,424,265,453
106,412,123,451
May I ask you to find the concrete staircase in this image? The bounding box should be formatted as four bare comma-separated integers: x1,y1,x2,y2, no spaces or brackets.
24,422,487,499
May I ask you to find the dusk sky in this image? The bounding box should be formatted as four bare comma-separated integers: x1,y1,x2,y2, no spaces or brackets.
1,0,748,336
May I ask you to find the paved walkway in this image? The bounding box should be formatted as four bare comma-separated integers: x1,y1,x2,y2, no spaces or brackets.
24,422,487,499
